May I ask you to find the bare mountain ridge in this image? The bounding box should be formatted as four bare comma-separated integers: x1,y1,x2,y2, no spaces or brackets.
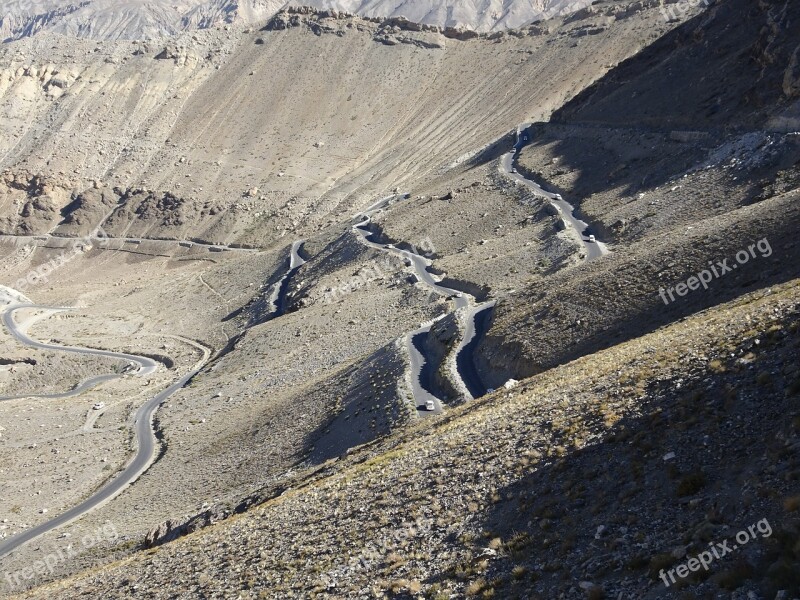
0,1,287,42
1,0,596,41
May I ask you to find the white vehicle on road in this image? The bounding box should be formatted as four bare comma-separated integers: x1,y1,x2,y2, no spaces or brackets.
588,235,596,243
425,400,435,411
552,193,563,201
92,402,105,410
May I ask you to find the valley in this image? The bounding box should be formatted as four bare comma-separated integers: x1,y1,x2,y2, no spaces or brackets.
0,0,798,599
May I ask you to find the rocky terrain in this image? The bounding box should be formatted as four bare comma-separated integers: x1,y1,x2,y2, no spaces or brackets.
0,0,798,599
0,0,597,42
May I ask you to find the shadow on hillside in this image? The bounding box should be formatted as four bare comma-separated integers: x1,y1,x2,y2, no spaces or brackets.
303,343,411,466
516,126,720,202
435,313,800,597
514,0,800,201
554,0,798,133
477,190,800,388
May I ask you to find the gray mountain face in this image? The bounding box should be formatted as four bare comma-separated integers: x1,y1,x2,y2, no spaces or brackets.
1,0,593,41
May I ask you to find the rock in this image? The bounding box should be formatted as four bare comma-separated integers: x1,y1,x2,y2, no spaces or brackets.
49,75,69,89
145,520,180,547
155,45,180,60
671,545,688,559
594,525,606,539
442,27,480,41
579,583,604,599
145,508,228,548
544,203,562,217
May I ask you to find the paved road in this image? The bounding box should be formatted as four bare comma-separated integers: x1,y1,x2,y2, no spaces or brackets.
352,211,490,412
1,306,158,376
0,305,155,402
353,217,469,310
267,240,306,316
289,240,306,270
500,133,609,261
0,305,209,559
0,372,120,401
405,322,444,415
0,233,259,254
455,301,496,399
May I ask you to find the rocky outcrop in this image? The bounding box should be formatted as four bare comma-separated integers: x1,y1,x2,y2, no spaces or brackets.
112,189,188,229
441,26,480,41
1,0,608,42
0,170,75,235
55,187,119,237
264,7,524,46
155,44,200,67
144,510,226,548
0,357,37,366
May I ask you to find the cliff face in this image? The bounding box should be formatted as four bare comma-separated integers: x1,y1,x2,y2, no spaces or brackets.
0,0,596,42
0,1,287,42
552,0,800,131
475,0,800,387
289,0,596,32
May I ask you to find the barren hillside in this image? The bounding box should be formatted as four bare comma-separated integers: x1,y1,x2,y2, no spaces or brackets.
1,0,798,599
0,0,596,42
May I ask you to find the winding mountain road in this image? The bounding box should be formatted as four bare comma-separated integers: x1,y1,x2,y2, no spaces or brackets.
266,240,306,317
352,206,491,413
0,303,210,559
501,126,609,261
405,321,445,414
455,301,496,399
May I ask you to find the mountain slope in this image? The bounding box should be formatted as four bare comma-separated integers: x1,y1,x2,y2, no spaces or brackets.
15,275,800,599
290,0,593,31
0,0,596,41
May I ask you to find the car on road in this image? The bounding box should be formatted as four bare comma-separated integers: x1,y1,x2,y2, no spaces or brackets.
511,168,517,173
588,235,596,243
552,193,563,201
92,402,105,410
425,400,435,411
